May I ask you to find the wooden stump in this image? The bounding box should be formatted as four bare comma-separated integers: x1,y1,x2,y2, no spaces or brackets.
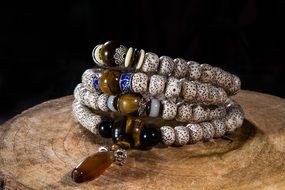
1,90,285,189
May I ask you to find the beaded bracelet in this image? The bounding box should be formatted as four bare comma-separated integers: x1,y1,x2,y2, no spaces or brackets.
75,83,227,122
81,68,228,105
72,97,244,183
92,41,241,95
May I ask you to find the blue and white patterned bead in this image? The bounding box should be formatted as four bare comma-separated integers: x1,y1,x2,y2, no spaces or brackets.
92,73,102,94
119,72,133,93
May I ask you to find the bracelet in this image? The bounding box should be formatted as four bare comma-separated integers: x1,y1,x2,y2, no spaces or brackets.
81,68,228,105
72,97,244,183
75,83,227,122
92,41,241,95
71,41,244,183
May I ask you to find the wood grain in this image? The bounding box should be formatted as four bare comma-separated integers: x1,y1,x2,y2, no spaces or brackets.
0,90,285,189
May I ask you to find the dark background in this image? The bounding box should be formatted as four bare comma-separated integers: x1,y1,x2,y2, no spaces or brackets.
0,0,284,124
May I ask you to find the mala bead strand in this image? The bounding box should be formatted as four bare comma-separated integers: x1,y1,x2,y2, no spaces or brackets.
72,99,102,134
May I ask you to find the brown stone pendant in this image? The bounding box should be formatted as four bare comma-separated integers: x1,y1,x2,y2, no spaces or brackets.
71,151,113,183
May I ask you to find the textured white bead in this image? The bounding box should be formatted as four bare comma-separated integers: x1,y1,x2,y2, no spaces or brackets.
181,80,197,101
212,120,226,138
174,126,189,146
97,94,109,112
165,77,182,99
149,75,167,96
201,122,215,141
81,68,102,92
141,52,159,73
187,61,201,80
175,104,193,122
158,56,175,76
160,126,175,146
225,107,244,132
162,100,177,120
200,64,215,83
186,123,204,143
196,83,209,102
192,105,208,122
173,58,188,78
228,75,241,95
132,72,148,93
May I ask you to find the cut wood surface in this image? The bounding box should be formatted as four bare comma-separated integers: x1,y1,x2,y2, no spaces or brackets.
0,90,285,189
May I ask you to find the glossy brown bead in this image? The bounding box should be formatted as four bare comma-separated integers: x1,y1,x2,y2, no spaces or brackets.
100,41,120,67
118,93,142,115
99,69,121,95
71,151,113,183
125,117,144,148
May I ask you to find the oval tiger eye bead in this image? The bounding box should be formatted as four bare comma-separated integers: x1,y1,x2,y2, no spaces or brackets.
118,93,142,115
99,70,121,95
71,151,113,183
100,41,120,67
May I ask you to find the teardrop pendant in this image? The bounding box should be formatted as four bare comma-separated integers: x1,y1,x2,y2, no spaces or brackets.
71,151,113,183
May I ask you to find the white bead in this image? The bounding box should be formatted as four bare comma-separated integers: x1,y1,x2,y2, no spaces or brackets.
92,44,104,67
158,56,175,76
135,49,145,70
98,94,109,112
200,64,215,83
160,126,175,146
107,96,117,112
186,123,203,143
81,68,102,93
141,52,159,73
174,126,189,146
165,77,182,99
149,98,160,117
192,105,208,122
225,107,244,132
181,80,197,101
201,122,215,141
176,104,193,122
196,83,209,102
228,75,241,95
162,100,177,120
149,75,167,96
173,58,188,78
131,72,148,93
124,47,133,68
212,120,226,138
187,61,201,80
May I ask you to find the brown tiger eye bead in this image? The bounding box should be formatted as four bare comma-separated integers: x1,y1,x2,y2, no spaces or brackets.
99,69,121,95
125,117,144,148
100,41,120,67
71,151,113,183
118,93,142,115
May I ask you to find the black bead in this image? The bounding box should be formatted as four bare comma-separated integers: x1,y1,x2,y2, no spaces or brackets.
112,117,126,143
140,127,161,148
98,120,113,138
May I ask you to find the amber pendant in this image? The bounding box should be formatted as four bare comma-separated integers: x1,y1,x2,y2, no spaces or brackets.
71,151,113,183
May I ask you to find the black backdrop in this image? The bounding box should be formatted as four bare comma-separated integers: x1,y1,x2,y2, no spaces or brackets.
0,0,284,124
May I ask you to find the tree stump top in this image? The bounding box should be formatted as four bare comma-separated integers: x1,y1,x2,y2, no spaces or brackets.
1,90,285,189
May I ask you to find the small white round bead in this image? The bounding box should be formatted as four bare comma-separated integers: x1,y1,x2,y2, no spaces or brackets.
201,122,215,141
186,123,204,143
212,119,226,138
174,126,190,146
158,56,175,76
97,94,109,112
141,52,159,73
181,80,197,101
173,58,188,78
160,126,175,146
131,72,149,93
149,75,167,96
161,100,177,120
165,77,182,99
176,104,193,122
187,61,201,80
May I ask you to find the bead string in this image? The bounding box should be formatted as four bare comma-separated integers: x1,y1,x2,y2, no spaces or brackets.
81,68,228,105
92,41,241,95
74,83,227,122
72,96,244,146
